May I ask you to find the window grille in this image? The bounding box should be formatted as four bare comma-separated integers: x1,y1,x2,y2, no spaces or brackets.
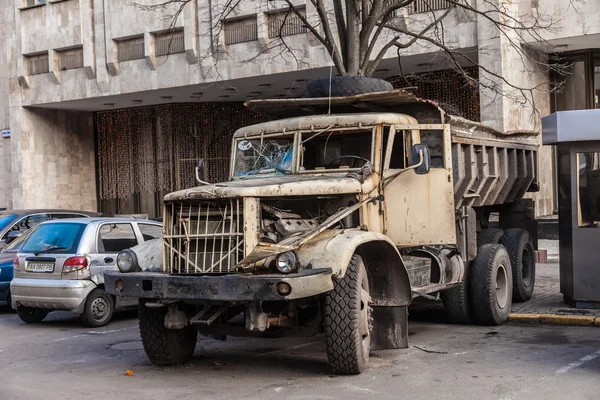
58,48,84,71
26,53,49,75
117,37,145,62
223,17,258,45
267,10,307,39
155,31,185,56
407,0,452,14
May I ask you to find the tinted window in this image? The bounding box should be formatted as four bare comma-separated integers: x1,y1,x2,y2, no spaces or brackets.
98,224,138,253
4,228,34,252
139,224,162,241
0,214,18,233
22,223,86,254
11,214,50,235
50,213,88,220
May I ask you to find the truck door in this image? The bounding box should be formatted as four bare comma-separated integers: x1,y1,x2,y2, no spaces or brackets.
382,125,456,246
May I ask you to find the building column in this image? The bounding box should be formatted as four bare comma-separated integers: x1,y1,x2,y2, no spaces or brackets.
476,0,554,216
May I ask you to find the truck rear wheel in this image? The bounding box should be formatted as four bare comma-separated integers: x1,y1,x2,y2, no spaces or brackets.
138,300,197,365
324,254,371,375
469,244,513,325
501,229,535,302
440,261,472,324
477,229,504,247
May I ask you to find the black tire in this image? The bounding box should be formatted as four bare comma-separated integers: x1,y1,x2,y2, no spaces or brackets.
469,244,513,326
80,288,114,327
305,76,393,98
500,229,536,302
440,261,472,324
324,254,371,375
138,300,197,366
477,229,504,247
16,306,48,323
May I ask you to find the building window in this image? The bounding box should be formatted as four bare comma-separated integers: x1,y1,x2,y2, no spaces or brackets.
57,47,84,71
23,0,46,8
117,37,145,62
223,16,258,45
407,0,452,14
25,53,49,75
154,30,185,56
267,9,307,39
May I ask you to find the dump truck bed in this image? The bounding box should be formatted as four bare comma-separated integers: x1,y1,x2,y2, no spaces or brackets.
245,90,539,210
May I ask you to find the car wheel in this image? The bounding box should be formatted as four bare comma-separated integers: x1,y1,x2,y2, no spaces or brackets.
17,306,48,323
324,254,372,375
80,288,114,327
469,244,513,326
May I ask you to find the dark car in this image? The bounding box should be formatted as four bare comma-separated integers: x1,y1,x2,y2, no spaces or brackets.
0,229,33,310
0,210,100,250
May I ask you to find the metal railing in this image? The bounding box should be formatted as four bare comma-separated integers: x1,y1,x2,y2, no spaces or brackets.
118,39,144,62
155,34,185,56
224,19,258,45
58,49,84,70
268,13,307,38
164,199,244,274
407,0,452,14
27,55,49,75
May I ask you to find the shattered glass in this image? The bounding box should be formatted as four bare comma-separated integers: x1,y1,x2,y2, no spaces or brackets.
234,139,294,177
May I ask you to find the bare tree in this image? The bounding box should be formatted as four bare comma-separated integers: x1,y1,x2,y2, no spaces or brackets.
132,0,580,116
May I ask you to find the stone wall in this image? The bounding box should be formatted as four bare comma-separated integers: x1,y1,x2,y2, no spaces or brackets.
18,108,96,211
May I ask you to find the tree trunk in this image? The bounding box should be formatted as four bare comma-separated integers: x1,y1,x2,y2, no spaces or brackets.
345,0,361,75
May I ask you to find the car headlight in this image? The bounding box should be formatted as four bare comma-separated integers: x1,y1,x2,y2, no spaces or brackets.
117,250,138,273
275,251,297,274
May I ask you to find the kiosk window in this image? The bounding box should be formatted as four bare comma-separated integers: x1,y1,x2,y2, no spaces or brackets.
577,152,600,227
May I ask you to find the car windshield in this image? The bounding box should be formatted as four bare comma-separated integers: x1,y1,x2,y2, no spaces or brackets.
21,223,86,254
233,138,294,177
0,214,18,232
3,228,33,252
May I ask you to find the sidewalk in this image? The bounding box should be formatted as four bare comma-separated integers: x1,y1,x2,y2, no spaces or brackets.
508,239,600,326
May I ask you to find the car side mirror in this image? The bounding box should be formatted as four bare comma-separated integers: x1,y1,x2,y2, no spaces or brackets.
5,230,22,244
411,143,431,175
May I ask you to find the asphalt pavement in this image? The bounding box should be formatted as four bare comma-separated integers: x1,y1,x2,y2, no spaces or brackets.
0,308,598,400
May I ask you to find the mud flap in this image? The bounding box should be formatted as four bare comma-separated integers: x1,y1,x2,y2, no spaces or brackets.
370,306,409,350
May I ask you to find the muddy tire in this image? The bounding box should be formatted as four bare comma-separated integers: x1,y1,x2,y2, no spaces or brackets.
500,229,536,302
138,300,197,365
305,76,393,98
469,244,513,326
477,229,504,247
440,261,472,324
16,306,48,323
324,254,371,375
80,289,114,327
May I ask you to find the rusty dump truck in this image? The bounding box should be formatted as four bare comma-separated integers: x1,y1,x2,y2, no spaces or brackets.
105,89,539,375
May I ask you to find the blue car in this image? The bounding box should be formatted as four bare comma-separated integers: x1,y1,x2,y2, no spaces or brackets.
0,229,32,310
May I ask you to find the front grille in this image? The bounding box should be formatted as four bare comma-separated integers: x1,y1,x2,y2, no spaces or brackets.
164,199,244,274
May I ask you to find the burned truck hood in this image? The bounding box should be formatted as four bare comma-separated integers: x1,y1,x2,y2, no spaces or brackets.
164,175,364,201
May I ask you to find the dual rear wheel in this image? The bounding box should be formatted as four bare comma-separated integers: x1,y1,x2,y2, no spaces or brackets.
442,228,535,325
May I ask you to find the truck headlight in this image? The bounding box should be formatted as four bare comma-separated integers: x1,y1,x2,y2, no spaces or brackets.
117,249,138,273
275,251,297,274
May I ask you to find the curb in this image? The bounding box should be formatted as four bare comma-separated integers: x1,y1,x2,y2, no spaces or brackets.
509,313,600,327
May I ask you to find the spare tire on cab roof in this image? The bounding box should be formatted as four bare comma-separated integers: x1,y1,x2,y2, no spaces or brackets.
304,76,393,98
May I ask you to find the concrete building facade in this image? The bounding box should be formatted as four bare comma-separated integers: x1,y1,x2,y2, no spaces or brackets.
1,0,599,218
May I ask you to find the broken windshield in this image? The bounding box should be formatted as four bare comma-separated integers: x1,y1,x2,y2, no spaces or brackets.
234,138,294,177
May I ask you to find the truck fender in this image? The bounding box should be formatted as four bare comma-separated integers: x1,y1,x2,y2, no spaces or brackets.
297,229,412,307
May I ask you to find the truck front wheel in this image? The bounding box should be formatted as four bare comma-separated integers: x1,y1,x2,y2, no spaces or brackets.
469,244,513,325
440,261,472,324
138,300,197,365
324,254,371,375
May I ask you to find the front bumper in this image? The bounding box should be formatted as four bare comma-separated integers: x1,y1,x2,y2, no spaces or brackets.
10,278,96,313
104,268,334,301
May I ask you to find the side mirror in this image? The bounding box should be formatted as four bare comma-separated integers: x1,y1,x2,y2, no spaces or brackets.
195,158,207,184
411,143,431,175
5,230,22,244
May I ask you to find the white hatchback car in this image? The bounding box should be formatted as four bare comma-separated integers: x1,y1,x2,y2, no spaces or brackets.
10,218,162,327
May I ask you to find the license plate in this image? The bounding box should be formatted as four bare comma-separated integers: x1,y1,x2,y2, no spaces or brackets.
25,263,54,273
